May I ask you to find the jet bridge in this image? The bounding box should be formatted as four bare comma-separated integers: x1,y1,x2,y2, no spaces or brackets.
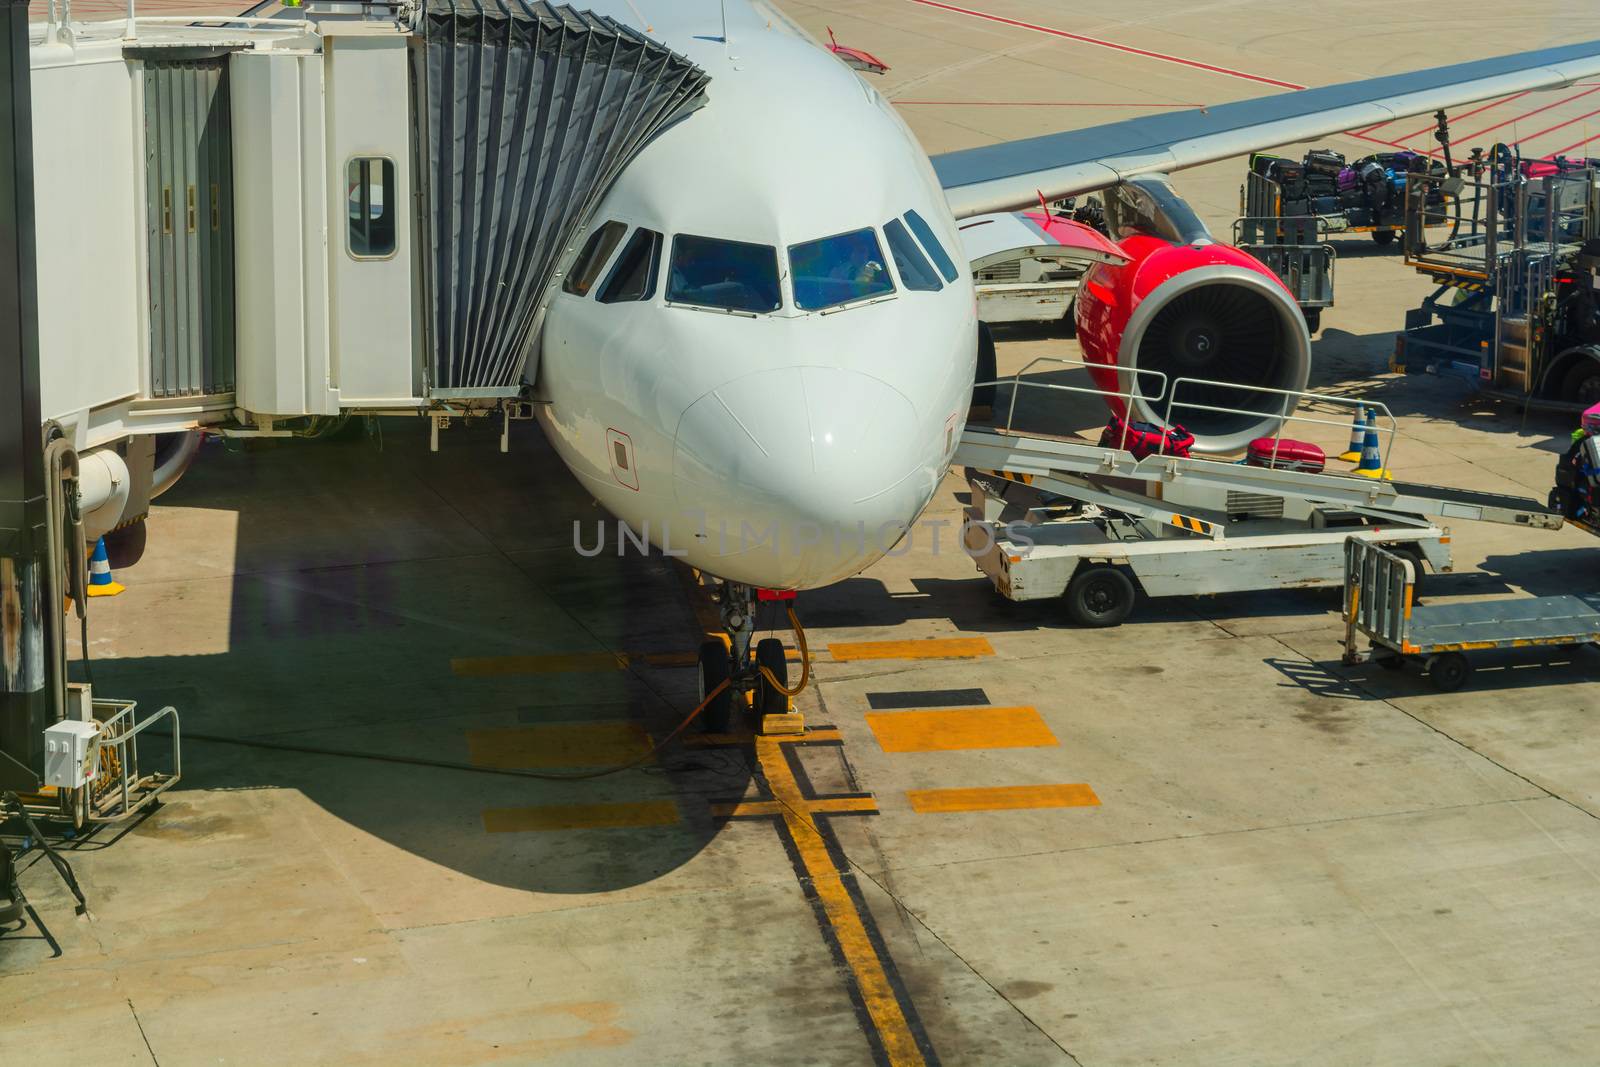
27,0,708,535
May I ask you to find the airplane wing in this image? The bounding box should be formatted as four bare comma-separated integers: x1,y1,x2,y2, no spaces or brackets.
933,40,1600,219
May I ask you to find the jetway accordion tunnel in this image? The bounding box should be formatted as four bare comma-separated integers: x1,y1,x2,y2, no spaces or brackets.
413,0,710,397
1073,181,1312,454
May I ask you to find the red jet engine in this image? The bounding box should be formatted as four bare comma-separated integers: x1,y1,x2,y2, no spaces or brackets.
1071,178,1312,454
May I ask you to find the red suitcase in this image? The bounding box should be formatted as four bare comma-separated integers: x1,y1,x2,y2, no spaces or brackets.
1100,415,1194,459
1246,437,1325,472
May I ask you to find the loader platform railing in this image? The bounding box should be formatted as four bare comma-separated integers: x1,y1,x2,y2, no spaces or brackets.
1404,161,1594,284
962,368,1561,530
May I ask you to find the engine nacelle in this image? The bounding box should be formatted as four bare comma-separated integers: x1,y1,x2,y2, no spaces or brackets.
1074,186,1311,454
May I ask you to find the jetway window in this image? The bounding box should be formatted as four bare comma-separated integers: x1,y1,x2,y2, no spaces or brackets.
598,227,663,304
883,219,943,292
905,209,960,283
563,220,628,296
667,235,782,313
347,157,396,259
788,228,894,311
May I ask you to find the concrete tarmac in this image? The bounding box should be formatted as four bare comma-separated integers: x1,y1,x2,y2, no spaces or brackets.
6,2,1600,1064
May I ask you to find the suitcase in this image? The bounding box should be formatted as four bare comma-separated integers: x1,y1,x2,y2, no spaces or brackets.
1100,416,1194,459
1311,195,1341,216
1267,159,1304,185
1336,166,1359,192
1245,437,1326,473
1304,149,1345,176
1305,173,1339,197
1283,197,1311,217
1251,152,1289,177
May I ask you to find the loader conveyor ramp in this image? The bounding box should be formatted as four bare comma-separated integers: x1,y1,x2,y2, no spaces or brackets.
957,427,1563,529
414,0,710,397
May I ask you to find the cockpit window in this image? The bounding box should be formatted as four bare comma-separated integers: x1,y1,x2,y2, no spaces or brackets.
597,227,663,304
904,209,960,283
788,228,895,311
563,220,627,297
882,219,943,292
667,234,782,313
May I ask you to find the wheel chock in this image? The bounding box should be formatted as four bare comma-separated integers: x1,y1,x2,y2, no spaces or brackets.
759,711,805,736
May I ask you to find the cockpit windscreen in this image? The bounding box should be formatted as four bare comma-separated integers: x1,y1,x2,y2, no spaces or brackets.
788,228,895,311
668,235,783,313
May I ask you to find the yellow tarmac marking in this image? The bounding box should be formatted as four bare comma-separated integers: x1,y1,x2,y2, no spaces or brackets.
451,649,709,675
827,637,995,661
710,795,878,819
482,800,680,833
751,733,925,1067
907,784,1100,813
466,722,652,769
865,706,1057,753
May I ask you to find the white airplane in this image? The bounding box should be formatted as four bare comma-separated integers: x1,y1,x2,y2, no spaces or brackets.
19,3,1600,728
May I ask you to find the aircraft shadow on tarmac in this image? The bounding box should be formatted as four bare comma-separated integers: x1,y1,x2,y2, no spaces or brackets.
86,420,754,897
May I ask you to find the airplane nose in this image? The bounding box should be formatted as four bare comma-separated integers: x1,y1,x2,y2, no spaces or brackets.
673,366,938,588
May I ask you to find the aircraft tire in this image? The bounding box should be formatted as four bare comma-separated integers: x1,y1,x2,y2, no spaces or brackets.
698,640,736,733
754,638,789,716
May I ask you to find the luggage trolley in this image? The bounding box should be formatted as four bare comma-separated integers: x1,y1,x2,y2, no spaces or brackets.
1341,538,1600,690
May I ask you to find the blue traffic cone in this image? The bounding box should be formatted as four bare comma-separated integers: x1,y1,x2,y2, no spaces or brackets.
87,537,124,597
1353,410,1392,479
1338,408,1366,462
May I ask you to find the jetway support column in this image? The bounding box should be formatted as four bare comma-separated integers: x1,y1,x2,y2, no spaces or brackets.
0,0,48,794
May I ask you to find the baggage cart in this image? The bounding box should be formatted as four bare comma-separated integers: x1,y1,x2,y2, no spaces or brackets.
1341,537,1600,690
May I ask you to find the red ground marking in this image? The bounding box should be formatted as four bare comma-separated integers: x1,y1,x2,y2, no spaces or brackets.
1454,86,1600,145
1549,129,1600,156
905,0,1306,90
895,99,1204,107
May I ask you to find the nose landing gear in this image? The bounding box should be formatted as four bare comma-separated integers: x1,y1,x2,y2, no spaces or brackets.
696,582,809,735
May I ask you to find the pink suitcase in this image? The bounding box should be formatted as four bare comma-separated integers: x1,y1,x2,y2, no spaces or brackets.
1246,437,1326,473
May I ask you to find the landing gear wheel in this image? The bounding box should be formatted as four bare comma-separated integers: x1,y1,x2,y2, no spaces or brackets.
1428,652,1472,692
1065,565,1136,628
1562,360,1600,409
754,638,790,716
1372,229,1395,246
697,639,736,733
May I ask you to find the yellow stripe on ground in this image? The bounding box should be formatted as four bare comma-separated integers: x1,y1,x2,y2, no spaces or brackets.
753,735,924,1067
827,637,994,662
907,784,1099,813
482,800,680,833
466,722,652,769
711,796,879,818
865,706,1057,753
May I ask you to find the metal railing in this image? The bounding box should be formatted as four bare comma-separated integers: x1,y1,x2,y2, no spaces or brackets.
987,356,1169,455
1162,378,1397,473
977,358,1398,474
1342,538,1414,660
83,699,181,825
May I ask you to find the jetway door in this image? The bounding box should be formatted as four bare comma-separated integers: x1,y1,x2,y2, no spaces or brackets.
144,58,235,399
